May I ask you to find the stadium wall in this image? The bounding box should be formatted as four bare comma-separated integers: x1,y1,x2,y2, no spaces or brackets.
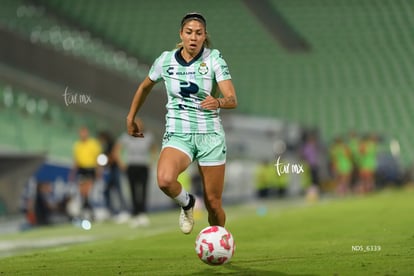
0,26,166,128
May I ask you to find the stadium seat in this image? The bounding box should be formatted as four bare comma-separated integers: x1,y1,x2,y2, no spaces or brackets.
1,0,413,165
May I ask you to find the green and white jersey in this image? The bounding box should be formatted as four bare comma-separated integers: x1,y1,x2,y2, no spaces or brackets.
148,47,232,133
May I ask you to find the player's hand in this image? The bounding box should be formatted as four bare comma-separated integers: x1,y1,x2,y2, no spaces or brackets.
201,95,220,110
126,118,144,138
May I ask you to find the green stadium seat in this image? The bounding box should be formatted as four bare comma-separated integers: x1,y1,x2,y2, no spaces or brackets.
1,0,413,165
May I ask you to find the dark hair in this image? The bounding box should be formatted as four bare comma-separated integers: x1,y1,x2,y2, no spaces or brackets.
181,12,207,29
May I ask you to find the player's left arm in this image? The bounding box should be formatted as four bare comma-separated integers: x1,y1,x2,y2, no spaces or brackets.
216,79,237,109
201,80,237,110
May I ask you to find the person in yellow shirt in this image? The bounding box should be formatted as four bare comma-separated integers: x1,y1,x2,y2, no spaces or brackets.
70,126,102,220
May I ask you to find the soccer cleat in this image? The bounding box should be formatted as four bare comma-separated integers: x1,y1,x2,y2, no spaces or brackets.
179,194,195,234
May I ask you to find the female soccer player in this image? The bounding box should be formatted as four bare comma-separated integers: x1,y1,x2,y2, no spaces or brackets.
126,12,237,234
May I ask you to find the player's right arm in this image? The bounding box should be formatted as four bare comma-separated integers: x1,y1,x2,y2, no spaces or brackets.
126,76,156,137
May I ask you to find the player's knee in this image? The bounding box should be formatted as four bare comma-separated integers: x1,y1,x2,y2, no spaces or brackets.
157,170,175,190
205,196,222,213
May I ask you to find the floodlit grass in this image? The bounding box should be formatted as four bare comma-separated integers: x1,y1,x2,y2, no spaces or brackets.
0,187,413,275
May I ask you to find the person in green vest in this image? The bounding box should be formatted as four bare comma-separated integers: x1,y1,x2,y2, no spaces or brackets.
347,130,361,187
356,134,378,194
330,137,353,196
255,159,290,198
255,160,274,198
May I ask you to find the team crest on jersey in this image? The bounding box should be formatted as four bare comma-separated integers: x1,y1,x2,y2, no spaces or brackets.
198,62,209,75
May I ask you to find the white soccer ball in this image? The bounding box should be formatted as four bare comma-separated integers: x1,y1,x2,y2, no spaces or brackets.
195,226,235,265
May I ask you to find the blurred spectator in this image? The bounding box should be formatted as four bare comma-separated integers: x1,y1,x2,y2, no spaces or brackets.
347,131,361,187
347,131,361,162
24,181,70,227
300,131,322,188
34,181,55,225
69,126,102,220
376,147,403,188
356,134,378,194
98,130,129,221
115,120,156,227
255,159,288,198
403,163,414,186
255,160,273,198
330,136,353,196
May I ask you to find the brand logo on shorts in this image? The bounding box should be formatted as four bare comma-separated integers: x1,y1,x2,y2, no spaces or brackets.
163,132,173,143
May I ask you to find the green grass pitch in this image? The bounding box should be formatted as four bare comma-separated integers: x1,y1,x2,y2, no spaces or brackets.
0,187,413,275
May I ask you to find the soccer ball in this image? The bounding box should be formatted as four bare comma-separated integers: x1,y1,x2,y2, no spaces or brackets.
195,226,235,265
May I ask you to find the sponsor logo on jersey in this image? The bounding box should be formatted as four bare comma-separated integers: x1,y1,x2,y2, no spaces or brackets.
177,71,195,76
221,65,230,76
179,81,199,97
166,66,196,76
178,103,202,111
166,67,174,75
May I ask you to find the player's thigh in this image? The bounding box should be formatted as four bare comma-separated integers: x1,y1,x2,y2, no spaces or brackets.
157,147,192,183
